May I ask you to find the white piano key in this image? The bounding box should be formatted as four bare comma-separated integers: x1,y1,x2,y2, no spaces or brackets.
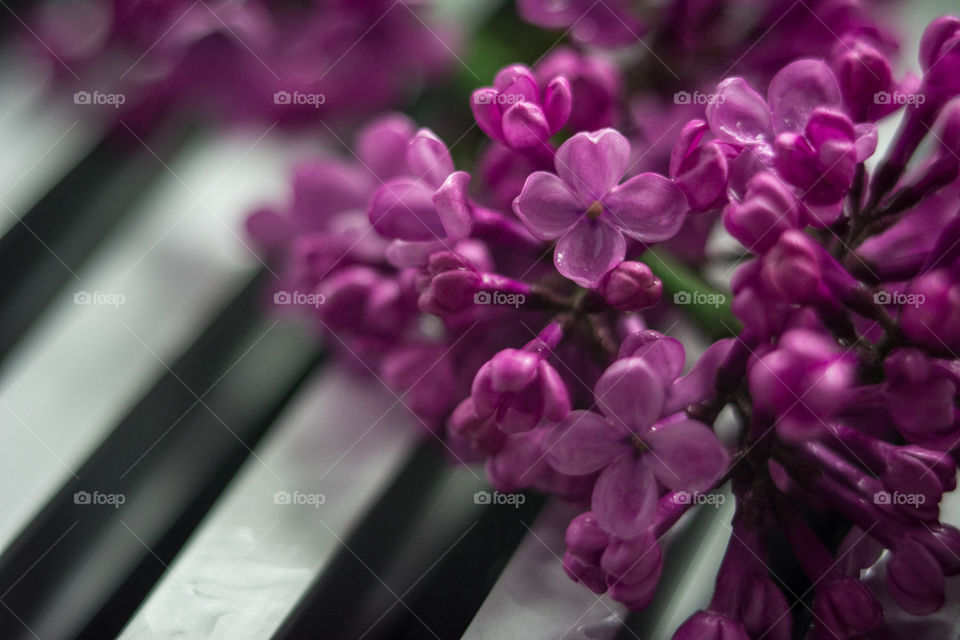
461,500,628,640
117,367,419,640
0,51,103,237
0,128,297,554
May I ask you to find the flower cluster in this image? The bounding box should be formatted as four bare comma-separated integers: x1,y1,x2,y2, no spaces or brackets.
243,4,960,639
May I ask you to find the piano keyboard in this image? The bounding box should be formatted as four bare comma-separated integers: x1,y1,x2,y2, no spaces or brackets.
2,0,960,637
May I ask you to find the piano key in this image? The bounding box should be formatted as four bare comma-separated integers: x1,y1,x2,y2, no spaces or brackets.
0,50,104,239
0,129,295,558
461,500,627,640
0,115,191,362
116,367,422,640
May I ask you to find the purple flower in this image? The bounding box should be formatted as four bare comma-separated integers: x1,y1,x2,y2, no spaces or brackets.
534,47,621,132
706,59,876,219
722,172,801,254
471,64,571,154
368,128,473,267
546,357,729,537
513,129,688,286
671,612,750,640
515,0,645,48
471,324,570,433
748,328,856,442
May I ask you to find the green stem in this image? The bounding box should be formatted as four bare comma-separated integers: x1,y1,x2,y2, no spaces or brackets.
640,248,741,339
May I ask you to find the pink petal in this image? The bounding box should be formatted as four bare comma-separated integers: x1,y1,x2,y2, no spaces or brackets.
644,419,730,492
513,171,584,240
406,129,454,188
854,123,878,161
594,357,664,432
766,59,842,133
664,339,734,414
554,218,626,287
369,177,446,241
618,331,686,383
546,410,629,475
385,239,445,268
593,456,658,538
669,119,709,177
543,76,573,133
555,129,630,202
356,113,415,181
502,102,552,149
706,78,774,145
538,361,572,422
494,64,540,102
432,171,472,240
674,143,729,212
604,172,688,242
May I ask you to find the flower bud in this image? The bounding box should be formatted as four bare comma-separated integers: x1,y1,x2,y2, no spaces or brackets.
672,611,750,640
597,261,662,310
888,539,945,615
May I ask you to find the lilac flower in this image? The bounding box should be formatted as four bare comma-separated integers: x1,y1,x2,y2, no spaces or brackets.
706,59,876,220
534,47,621,132
471,323,570,433
748,328,856,442
471,64,571,155
368,128,473,267
513,129,688,286
546,357,729,537
515,0,644,48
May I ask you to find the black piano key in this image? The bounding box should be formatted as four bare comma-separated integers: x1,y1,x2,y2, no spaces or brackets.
0,120,190,363
0,269,323,640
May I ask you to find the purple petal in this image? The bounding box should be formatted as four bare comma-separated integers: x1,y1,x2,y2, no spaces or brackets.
669,119,709,177
513,171,584,240
594,357,664,433
592,456,658,538
618,331,686,383
767,59,842,133
554,218,626,287
604,172,688,242
502,102,552,149
546,410,629,475
356,113,415,181
853,123,878,161
406,129,454,189
369,177,446,241
539,361,572,422
644,419,730,491
555,129,630,202
542,76,573,133
674,143,729,212
494,64,540,102
385,239,445,268
706,77,774,145
471,88,504,141
432,171,472,240
664,339,735,414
